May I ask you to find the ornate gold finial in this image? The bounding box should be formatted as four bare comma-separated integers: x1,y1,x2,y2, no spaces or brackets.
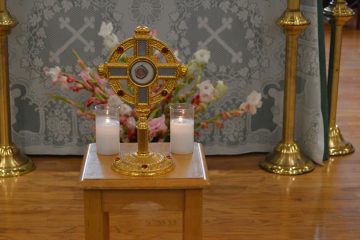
276,11,309,27
0,10,17,29
324,0,355,18
179,64,188,78
97,64,105,78
134,26,151,38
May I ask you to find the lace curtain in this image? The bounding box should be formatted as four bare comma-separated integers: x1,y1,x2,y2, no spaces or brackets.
8,0,327,164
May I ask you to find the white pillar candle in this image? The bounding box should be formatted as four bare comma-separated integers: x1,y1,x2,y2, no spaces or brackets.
170,117,194,154
96,116,120,155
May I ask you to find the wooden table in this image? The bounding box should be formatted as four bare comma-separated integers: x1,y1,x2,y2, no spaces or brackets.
80,143,210,240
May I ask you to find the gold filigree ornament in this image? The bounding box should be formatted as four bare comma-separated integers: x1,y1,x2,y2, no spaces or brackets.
98,26,187,176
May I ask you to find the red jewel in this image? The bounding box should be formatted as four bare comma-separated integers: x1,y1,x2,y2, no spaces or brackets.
115,157,120,161
161,47,169,54
117,90,124,96
141,164,148,169
166,155,172,159
117,46,124,54
161,90,168,96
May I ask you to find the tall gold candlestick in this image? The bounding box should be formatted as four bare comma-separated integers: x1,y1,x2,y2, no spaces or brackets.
324,0,355,156
0,1,5,11
0,1,34,177
287,0,300,10
259,0,315,175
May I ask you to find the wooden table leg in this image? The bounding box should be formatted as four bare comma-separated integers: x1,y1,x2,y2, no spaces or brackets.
183,189,203,240
84,190,109,240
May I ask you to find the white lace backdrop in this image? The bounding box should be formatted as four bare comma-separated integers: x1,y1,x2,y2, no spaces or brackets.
7,0,328,164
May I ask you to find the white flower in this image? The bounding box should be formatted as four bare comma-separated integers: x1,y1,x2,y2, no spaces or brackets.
119,103,133,116
126,116,136,130
108,95,133,116
107,95,124,107
44,66,61,81
98,22,119,50
174,49,181,62
153,49,161,59
187,61,198,76
98,22,114,37
193,49,210,64
246,90,263,115
44,66,67,88
197,80,215,103
103,33,119,50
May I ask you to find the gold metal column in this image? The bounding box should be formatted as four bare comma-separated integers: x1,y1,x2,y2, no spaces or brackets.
324,0,355,156
259,0,315,175
136,114,150,156
0,1,34,177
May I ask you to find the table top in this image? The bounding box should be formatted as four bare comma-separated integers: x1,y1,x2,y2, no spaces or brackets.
80,143,210,190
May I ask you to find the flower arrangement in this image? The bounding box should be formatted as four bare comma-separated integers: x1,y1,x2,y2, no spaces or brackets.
44,22,262,142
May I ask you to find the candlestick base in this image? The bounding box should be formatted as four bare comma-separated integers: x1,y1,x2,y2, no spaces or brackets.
0,144,35,177
329,126,354,156
112,152,174,176
259,142,315,175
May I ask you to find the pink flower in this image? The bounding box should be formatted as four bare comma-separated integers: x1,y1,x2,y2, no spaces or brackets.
86,97,95,107
148,115,168,140
77,59,86,69
66,76,75,83
239,102,250,113
150,28,158,38
106,87,116,96
245,90,262,115
221,111,231,120
79,67,91,82
69,84,84,92
233,109,244,116
197,80,215,103
237,91,262,115
94,87,103,96
85,97,106,107
94,73,107,85
191,94,201,106
214,120,224,129
76,110,95,120
200,121,208,129
44,66,67,88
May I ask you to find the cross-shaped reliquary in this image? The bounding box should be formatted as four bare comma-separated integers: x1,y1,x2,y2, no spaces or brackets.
98,26,187,176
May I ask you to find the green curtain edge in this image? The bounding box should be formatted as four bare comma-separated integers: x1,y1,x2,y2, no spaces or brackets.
317,0,330,161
